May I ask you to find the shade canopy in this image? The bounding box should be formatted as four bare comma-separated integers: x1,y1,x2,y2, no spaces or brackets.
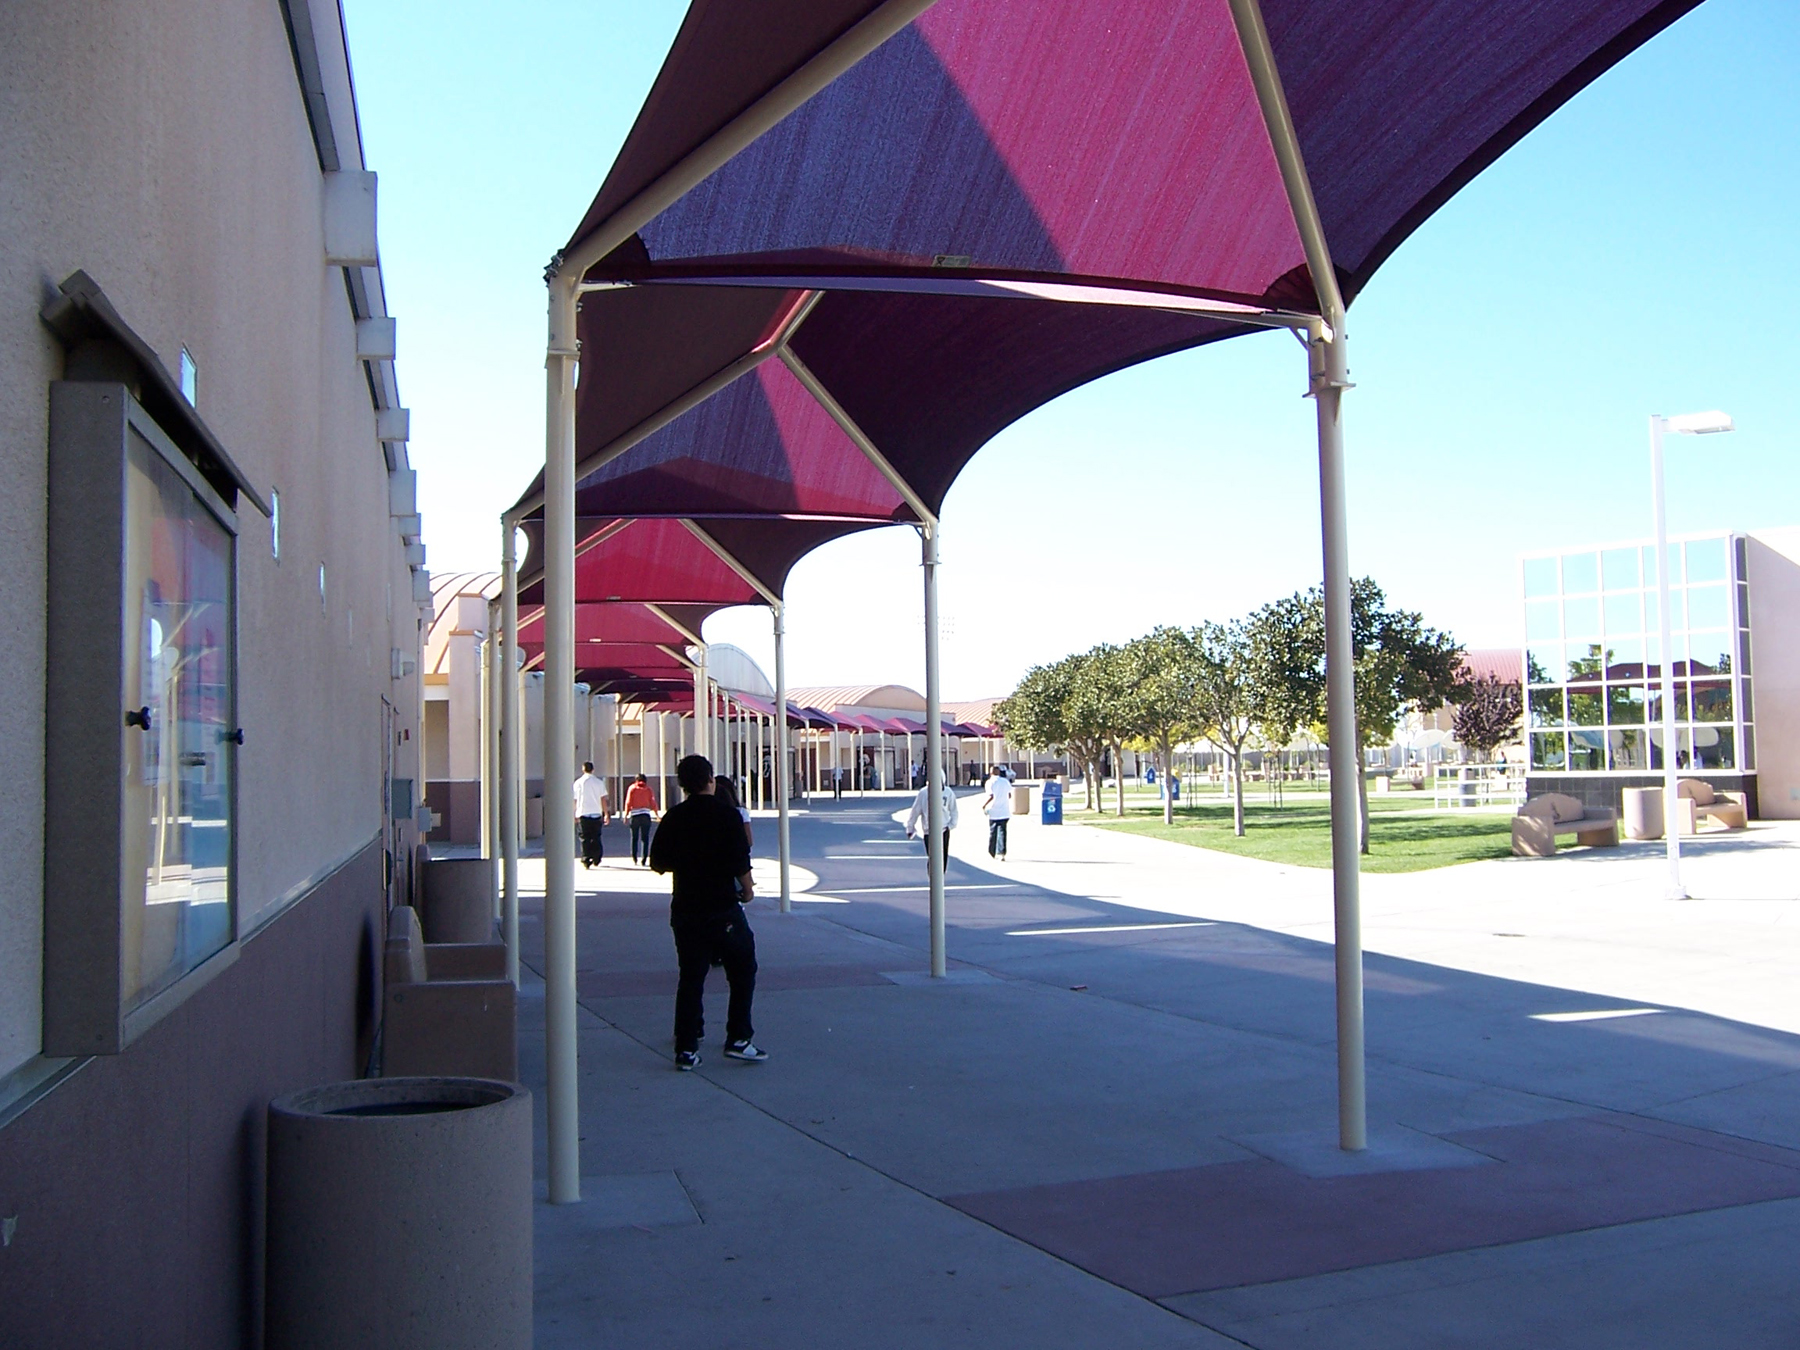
513,0,1695,646
573,0,1694,305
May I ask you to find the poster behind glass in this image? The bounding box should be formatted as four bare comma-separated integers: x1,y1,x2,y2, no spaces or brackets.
122,429,233,1010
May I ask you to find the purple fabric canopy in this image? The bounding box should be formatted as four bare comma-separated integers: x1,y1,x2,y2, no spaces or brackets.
515,0,1697,647
575,0,1696,304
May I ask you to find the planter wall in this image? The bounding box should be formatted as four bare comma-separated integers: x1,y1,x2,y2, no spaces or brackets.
419,858,497,943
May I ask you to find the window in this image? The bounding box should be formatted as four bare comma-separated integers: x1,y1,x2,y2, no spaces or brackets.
122,431,234,1010
1601,547,1639,590
270,488,281,560
1519,535,1749,779
1685,537,1728,584
1562,552,1600,594
179,347,197,405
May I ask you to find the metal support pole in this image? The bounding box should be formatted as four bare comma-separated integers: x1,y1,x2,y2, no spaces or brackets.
774,604,792,913
1650,416,1686,899
657,709,668,814
923,524,947,978
1311,327,1366,1151
499,524,521,987
694,649,707,763
481,615,496,865
1232,0,1364,1153
542,279,581,1204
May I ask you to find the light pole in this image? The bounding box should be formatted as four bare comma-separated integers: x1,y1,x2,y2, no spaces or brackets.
1649,409,1733,900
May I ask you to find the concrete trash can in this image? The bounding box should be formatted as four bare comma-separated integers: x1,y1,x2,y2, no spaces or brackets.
420,857,498,943
266,1077,532,1350
1011,784,1030,815
1623,786,1664,841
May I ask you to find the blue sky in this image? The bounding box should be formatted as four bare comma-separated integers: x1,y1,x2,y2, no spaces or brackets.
344,0,1797,699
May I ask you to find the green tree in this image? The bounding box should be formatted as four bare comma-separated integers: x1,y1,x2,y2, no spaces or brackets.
1244,593,1325,806
1121,627,1205,824
1310,579,1467,852
994,652,1109,811
1076,643,1137,816
1192,620,1258,836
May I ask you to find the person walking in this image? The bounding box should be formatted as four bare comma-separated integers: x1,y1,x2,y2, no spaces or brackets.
905,776,958,863
649,755,766,1070
981,764,1013,860
715,774,754,850
573,760,610,868
623,772,659,866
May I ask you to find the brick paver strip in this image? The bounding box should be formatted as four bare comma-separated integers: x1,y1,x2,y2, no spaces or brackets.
577,963,911,999
946,1113,1800,1297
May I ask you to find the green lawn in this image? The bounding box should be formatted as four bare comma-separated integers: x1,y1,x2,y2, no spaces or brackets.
1085,793,1513,873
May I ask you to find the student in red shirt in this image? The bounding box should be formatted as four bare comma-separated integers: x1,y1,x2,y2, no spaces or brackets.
623,773,659,866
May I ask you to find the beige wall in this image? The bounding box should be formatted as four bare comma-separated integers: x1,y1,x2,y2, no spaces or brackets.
1746,530,1800,819
0,2,420,1075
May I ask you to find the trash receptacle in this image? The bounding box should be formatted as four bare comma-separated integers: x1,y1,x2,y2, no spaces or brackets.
1011,784,1030,815
1170,774,1180,802
266,1077,532,1350
1041,779,1063,825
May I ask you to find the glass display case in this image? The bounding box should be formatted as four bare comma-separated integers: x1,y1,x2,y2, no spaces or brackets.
43,383,238,1054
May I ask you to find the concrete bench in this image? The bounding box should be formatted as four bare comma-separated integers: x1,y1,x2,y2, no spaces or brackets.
1512,793,1619,857
381,905,516,1081
1676,780,1749,833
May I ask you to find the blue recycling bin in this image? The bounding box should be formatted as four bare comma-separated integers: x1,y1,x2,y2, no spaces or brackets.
1170,774,1180,802
1040,780,1063,825
1144,766,1155,785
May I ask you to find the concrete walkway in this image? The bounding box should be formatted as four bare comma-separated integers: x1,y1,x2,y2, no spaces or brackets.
514,795,1800,1347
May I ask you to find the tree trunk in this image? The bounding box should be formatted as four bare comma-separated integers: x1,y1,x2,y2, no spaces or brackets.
1356,749,1371,854
1112,741,1125,816
1232,747,1246,836
1161,739,1174,825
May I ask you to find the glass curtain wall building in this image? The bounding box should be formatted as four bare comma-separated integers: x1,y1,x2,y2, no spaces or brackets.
1523,532,1755,811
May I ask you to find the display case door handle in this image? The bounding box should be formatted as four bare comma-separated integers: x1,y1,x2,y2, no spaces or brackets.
125,706,151,731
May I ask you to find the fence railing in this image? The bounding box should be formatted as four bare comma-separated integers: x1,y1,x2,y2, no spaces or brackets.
1432,762,1526,810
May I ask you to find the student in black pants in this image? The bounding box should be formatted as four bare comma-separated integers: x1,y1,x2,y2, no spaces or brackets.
649,755,767,1070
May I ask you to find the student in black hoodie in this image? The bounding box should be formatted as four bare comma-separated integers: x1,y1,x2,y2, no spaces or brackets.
649,754,768,1070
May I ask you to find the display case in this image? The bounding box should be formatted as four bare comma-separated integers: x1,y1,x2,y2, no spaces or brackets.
43,382,239,1054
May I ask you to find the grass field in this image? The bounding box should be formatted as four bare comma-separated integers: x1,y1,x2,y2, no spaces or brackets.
1084,790,1514,873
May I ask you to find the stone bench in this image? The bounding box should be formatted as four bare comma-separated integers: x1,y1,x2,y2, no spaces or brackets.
1511,793,1619,857
381,905,516,1081
1676,779,1749,833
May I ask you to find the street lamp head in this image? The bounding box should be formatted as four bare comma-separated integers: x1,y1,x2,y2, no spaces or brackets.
1664,410,1734,435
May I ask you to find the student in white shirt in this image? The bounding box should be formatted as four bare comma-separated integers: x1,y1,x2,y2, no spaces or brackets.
905,779,958,864
980,767,1013,860
573,761,610,868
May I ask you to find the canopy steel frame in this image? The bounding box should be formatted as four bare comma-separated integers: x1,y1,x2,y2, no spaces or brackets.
557,1,941,284
1228,0,1363,1152
676,518,795,911
775,344,949,973
512,292,820,521
499,523,521,989
541,282,581,1203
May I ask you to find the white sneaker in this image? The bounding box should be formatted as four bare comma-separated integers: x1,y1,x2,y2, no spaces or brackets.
724,1040,768,1063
